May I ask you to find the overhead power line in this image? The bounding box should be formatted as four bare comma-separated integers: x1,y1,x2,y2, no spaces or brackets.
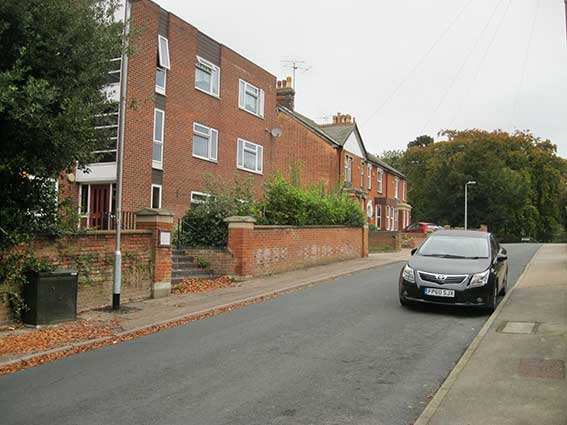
448,0,513,129
511,0,541,130
360,0,475,128
420,0,508,134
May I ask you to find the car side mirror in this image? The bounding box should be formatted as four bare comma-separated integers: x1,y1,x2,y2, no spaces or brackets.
411,248,417,256
497,253,507,262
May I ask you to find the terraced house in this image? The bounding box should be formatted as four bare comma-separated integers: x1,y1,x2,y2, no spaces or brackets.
60,0,410,230
274,79,411,230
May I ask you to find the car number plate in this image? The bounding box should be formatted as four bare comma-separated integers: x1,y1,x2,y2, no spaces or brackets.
424,288,455,298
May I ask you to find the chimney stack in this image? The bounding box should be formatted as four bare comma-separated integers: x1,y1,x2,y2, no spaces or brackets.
276,76,295,110
331,113,353,125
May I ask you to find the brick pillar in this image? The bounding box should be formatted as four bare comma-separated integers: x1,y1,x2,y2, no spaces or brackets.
136,208,174,298
479,224,488,232
362,224,369,257
224,216,256,277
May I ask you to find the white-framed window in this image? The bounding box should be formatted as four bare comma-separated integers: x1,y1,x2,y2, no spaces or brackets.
195,56,220,97
239,79,264,118
344,154,353,184
360,161,365,187
190,191,211,208
192,123,218,162
386,205,394,231
394,208,399,230
376,204,381,229
367,164,372,190
156,67,166,95
237,138,263,174
158,35,170,70
151,184,162,209
153,108,165,169
366,200,373,218
394,177,399,199
377,168,383,193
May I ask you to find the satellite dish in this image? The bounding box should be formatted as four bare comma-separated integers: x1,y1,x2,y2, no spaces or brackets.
270,128,283,138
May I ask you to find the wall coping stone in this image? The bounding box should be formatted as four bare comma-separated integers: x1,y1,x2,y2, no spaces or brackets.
254,225,362,230
224,216,257,224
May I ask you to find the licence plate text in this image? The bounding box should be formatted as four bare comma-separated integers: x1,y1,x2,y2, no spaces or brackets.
424,288,455,298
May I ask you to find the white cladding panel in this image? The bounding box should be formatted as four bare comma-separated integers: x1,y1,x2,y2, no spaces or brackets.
76,162,117,183
343,132,364,158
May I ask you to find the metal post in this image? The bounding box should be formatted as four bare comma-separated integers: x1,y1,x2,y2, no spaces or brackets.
113,0,131,310
464,184,468,230
464,181,476,230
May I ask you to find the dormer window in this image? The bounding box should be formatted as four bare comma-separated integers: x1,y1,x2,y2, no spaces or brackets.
195,56,220,97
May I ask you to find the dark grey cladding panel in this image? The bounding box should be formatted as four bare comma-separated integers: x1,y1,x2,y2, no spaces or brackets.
158,8,169,37
155,94,166,111
197,31,221,66
152,168,163,185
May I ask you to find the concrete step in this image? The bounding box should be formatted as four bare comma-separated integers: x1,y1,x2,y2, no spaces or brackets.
172,259,197,267
171,273,217,285
172,268,206,278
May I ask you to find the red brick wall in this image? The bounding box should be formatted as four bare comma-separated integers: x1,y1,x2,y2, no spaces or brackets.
0,288,11,327
3,231,154,318
401,232,429,249
181,247,236,276
369,231,401,252
273,111,340,190
227,222,367,277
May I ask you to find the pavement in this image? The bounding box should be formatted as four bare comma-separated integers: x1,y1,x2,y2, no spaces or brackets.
0,250,411,367
0,244,539,425
415,244,567,425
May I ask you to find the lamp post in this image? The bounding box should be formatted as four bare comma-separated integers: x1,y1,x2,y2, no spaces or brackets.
464,181,477,230
113,0,131,310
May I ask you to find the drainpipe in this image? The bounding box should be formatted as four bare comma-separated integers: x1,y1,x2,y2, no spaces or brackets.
113,0,131,310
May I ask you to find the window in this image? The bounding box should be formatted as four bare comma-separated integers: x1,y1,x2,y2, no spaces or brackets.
394,177,399,199
237,138,263,174
403,181,407,201
158,35,170,70
344,155,353,184
360,161,365,187
377,168,383,193
153,108,165,169
156,67,166,95
195,56,220,97
151,184,162,209
367,164,372,189
190,191,210,208
193,123,218,162
366,201,373,218
376,204,381,228
79,184,89,215
239,79,264,117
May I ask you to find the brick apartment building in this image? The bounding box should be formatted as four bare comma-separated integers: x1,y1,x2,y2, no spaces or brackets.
61,0,278,227
60,0,410,231
274,79,411,230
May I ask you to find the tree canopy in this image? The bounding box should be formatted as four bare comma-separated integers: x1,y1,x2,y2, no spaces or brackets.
0,0,123,246
397,130,567,242
407,134,434,149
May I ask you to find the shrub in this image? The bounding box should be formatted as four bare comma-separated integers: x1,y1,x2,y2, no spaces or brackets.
178,176,258,248
259,176,366,227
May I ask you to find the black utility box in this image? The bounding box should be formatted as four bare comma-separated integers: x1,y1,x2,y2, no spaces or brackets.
22,269,78,326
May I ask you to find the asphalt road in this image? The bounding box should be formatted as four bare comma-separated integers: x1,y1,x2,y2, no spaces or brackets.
0,243,540,425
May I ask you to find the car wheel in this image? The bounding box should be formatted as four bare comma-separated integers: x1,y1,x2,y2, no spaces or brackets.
486,283,498,313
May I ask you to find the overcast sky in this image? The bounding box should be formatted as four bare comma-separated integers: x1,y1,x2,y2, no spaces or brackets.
156,0,567,158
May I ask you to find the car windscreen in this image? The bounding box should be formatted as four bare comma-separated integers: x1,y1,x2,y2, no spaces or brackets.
417,235,489,259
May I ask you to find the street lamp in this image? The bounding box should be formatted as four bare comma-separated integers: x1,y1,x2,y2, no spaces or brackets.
464,181,477,230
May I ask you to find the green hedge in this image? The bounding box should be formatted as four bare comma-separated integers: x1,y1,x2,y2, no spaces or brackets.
178,175,366,248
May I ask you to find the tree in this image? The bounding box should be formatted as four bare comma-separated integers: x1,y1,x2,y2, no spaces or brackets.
407,134,434,149
377,149,405,174
401,129,567,242
0,0,123,246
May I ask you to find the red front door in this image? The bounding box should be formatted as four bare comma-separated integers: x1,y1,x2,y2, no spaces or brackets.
89,184,110,229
